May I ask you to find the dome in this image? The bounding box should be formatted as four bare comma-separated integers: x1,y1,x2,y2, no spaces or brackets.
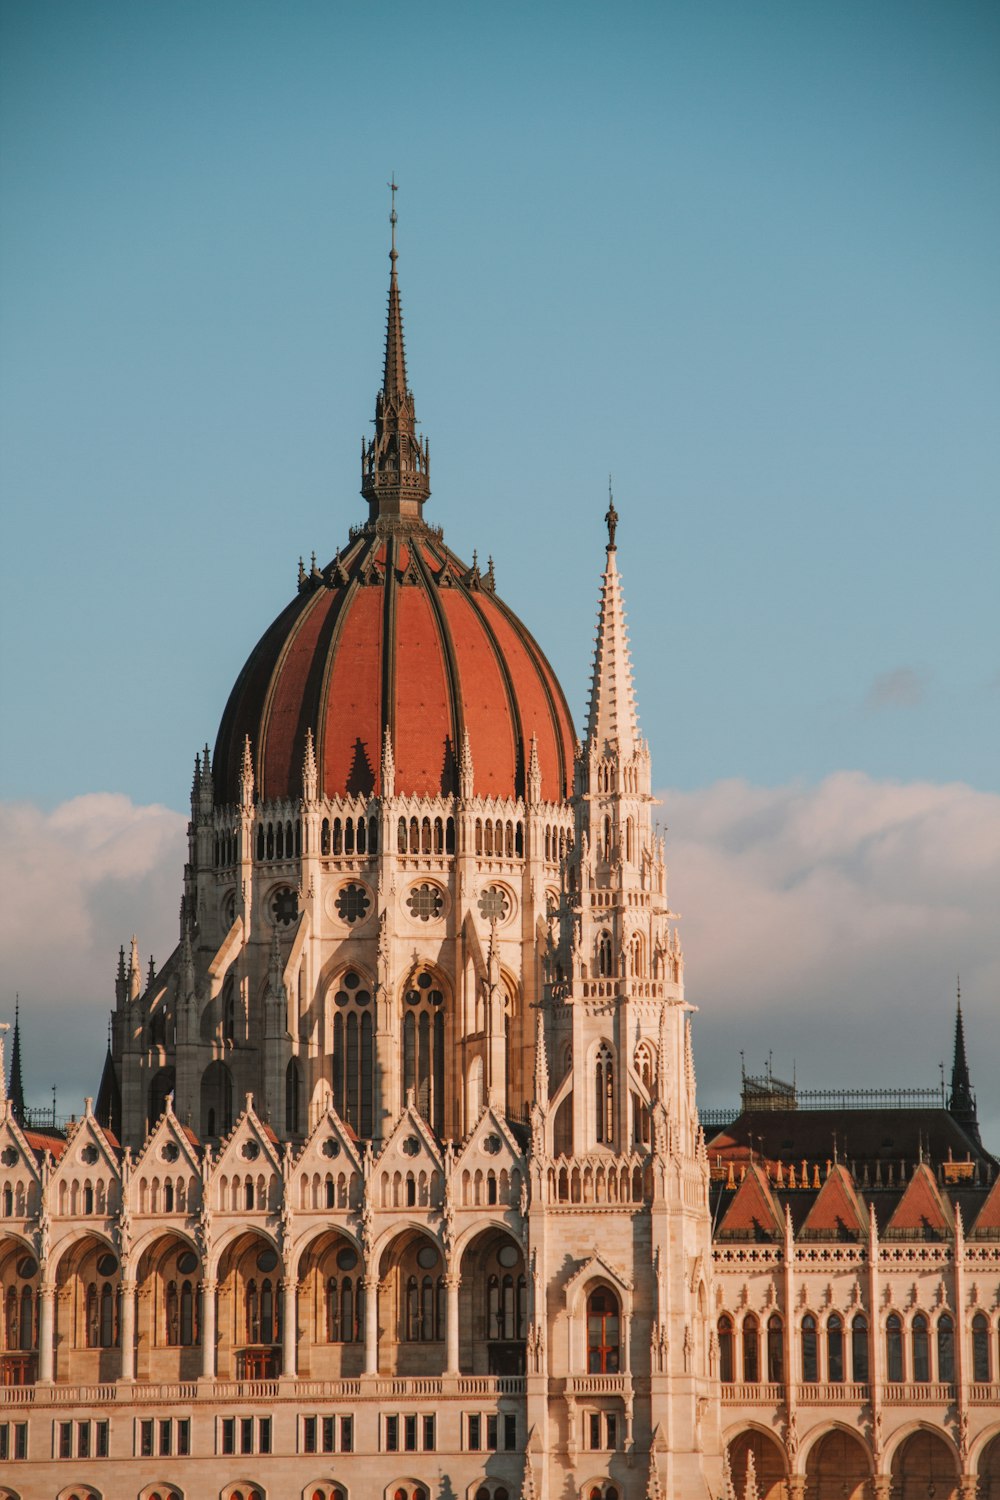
213,529,575,805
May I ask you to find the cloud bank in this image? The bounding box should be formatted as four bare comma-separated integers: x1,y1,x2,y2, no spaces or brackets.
1,775,997,1144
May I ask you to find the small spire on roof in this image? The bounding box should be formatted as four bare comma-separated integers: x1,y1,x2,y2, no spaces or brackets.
605,476,618,550
7,994,26,1123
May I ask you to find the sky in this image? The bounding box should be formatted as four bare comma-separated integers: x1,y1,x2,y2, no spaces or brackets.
1,2,998,1138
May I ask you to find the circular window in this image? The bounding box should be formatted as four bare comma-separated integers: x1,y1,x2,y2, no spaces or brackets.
402,1135,421,1156
406,882,444,921
478,884,511,923
334,971,372,1008
96,1253,118,1277
322,1138,342,1159
405,972,444,1007
497,1244,519,1268
270,885,299,926
416,1244,439,1269
336,1246,358,1271
161,1142,179,1163
484,1133,502,1156
81,1144,99,1165
16,1255,37,1279
242,1141,260,1161
177,1250,198,1275
1,1146,17,1168
256,1248,278,1273
335,882,371,924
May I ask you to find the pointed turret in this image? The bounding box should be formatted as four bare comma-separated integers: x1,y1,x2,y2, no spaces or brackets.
128,936,142,1001
459,726,474,801
239,734,254,810
302,727,318,804
585,490,640,761
948,980,979,1140
381,726,396,798
361,181,431,521
7,994,26,1123
533,1006,549,1108
95,1022,121,1138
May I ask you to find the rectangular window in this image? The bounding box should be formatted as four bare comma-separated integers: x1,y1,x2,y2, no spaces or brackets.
177,1419,190,1457
0,1427,8,1462
96,1421,109,1459
341,1415,354,1453
323,1415,336,1453
588,1413,601,1450
259,1417,272,1455
422,1414,435,1452
160,1418,172,1456
404,1414,418,1452
504,1414,517,1452
241,1417,254,1455
486,1413,498,1451
222,1417,235,1455
303,1416,317,1454
140,1419,154,1458
386,1415,399,1453
15,1423,28,1461
468,1414,481,1451
77,1420,91,1458
58,1421,72,1459
606,1414,618,1450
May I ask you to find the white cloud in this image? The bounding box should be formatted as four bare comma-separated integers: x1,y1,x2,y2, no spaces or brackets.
2,776,998,1148
663,772,1000,1145
0,794,187,1107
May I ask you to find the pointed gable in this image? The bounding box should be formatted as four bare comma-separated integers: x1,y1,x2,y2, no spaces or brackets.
970,1172,1000,1238
454,1100,525,1210
717,1162,784,1242
375,1102,444,1211
209,1096,282,1215
50,1103,122,1218
131,1100,202,1217
799,1164,868,1241
293,1107,363,1213
0,1106,43,1219
885,1162,954,1240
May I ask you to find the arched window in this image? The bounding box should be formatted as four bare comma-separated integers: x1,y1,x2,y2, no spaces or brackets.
246,1279,259,1343
827,1313,844,1382
596,931,612,977
742,1312,760,1383
331,971,374,1137
801,1314,818,1383
717,1315,734,1382
402,971,445,1136
594,1044,614,1146
886,1313,904,1383
851,1313,869,1383
937,1312,955,1383
586,1288,620,1373
767,1313,784,1382
100,1280,115,1347
19,1284,34,1349
179,1279,194,1346
398,817,407,854
912,1312,929,1383
286,1058,302,1135
972,1312,991,1382
166,1280,179,1345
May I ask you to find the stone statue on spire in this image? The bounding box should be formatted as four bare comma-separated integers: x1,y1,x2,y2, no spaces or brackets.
605,477,618,550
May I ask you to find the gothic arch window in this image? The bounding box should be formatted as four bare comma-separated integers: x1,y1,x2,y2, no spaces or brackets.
936,1312,954,1383
596,931,612,978
402,971,445,1135
285,1058,302,1135
398,818,407,853
972,1312,991,1382
826,1312,844,1383
742,1312,760,1383
625,817,634,863
594,1044,614,1146
602,815,612,861
331,971,374,1138
633,1042,654,1146
886,1313,904,1383
717,1315,734,1382
628,931,644,978
586,1287,620,1374
911,1312,930,1383
766,1313,784,1382
851,1313,869,1382
326,1274,363,1342
801,1314,818,1383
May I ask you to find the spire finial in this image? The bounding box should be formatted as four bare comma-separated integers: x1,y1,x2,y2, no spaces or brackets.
389,175,398,264
605,477,618,550
948,978,978,1138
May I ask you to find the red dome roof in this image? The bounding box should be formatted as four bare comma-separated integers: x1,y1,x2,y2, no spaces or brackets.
213,529,576,806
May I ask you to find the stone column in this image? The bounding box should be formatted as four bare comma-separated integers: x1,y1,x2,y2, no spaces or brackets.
959,1478,978,1500
871,1477,891,1500
363,1276,379,1375
445,1273,461,1375
281,1277,297,1378
200,1280,217,1379
37,1282,55,1383
785,1480,805,1500
119,1278,137,1381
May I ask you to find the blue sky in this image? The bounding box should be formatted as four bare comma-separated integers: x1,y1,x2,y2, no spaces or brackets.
1,2,998,1124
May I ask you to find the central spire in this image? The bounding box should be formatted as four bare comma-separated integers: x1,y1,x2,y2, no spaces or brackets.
585,490,641,761
361,180,431,522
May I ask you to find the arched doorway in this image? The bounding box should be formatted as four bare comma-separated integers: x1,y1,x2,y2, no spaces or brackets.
295,1230,365,1380
459,1228,526,1376
727,1429,786,1500
134,1234,201,1381
979,1433,1000,1500
0,1236,39,1385
805,1429,871,1499
378,1229,445,1378
216,1232,282,1380
890,1431,959,1500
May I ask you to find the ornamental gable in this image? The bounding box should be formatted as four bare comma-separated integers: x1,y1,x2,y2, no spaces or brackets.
884,1161,954,1239
0,1107,42,1220
49,1104,121,1218
453,1100,525,1211
293,1106,363,1212
798,1163,868,1241
375,1102,444,1210
209,1096,282,1215
130,1101,201,1218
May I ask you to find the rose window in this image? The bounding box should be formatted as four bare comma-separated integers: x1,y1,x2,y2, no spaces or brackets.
335,883,371,924
270,885,298,926
406,882,444,922
478,884,510,923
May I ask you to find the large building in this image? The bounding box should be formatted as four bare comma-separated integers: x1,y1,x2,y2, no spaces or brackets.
0,209,998,1500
